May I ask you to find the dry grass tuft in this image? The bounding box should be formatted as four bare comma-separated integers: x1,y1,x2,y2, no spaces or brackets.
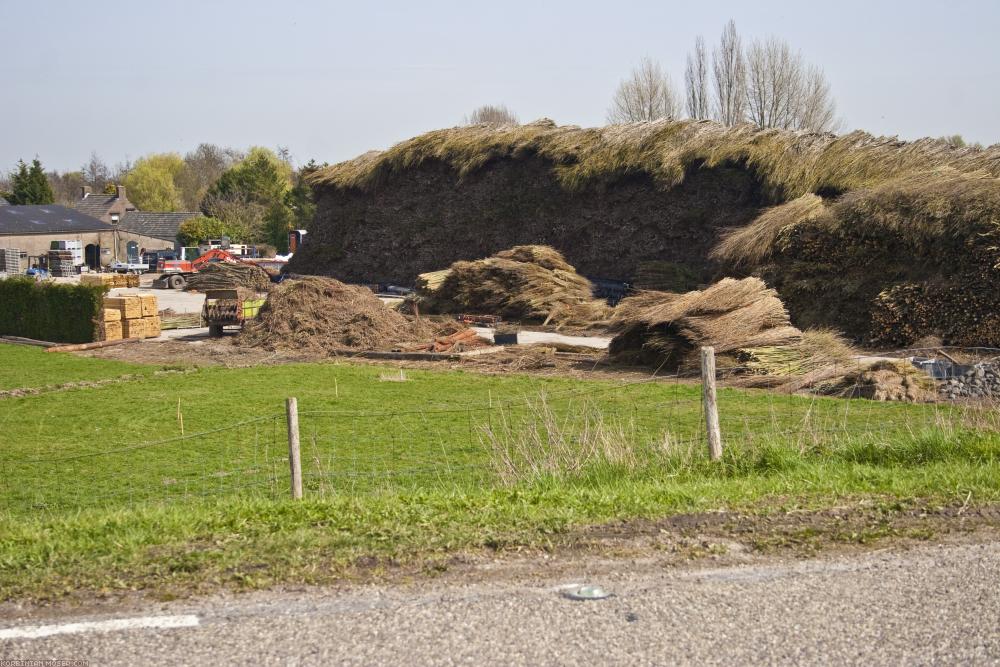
481,397,642,485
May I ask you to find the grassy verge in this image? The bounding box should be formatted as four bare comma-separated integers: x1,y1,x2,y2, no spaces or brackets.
2,465,998,600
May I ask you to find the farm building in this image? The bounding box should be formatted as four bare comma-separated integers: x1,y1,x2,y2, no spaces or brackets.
291,118,1000,345
72,185,137,225
0,204,178,269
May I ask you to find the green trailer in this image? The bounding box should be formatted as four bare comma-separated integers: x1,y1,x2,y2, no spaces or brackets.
202,289,266,337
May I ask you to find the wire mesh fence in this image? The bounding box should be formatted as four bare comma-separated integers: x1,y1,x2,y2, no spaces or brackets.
4,348,1000,516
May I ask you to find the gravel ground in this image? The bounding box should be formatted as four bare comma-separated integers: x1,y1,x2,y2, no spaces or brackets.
3,539,998,666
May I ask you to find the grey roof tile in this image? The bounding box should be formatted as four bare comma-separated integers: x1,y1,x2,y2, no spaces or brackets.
0,205,113,234
119,211,201,242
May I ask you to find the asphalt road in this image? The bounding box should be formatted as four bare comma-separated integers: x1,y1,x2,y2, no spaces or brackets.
3,540,999,666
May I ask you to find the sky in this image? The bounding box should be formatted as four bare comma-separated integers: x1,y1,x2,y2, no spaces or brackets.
2,0,998,172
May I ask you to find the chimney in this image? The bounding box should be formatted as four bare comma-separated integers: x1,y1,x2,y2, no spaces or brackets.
115,184,126,200
80,185,92,199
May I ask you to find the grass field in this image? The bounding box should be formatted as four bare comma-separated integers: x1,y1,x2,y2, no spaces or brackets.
0,343,151,390
2,342,999,599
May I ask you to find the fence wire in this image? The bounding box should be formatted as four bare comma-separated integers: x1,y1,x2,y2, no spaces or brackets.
4,350,1000,515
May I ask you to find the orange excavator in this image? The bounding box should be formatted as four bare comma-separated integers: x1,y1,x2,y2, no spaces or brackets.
153,248,243,289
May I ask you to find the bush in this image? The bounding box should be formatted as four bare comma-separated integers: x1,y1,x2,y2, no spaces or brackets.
0,278,108,343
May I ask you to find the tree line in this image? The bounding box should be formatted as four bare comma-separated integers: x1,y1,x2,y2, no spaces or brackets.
0,146,320,253
609,20,840,131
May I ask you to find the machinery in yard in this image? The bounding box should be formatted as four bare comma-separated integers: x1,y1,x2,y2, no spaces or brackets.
153,248,244,289
202,288,266,337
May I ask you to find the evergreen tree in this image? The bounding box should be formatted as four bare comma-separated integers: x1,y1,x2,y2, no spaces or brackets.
9,158,55,204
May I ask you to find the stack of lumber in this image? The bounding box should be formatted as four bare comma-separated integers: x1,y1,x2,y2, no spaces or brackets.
415,245,611,326
47,250,75,277
81,274,139,288
101,294,160,340
95,307,123,341
0,248,20,275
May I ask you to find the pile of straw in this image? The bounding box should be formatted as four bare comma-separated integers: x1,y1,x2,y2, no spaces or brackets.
240,277,420,353
609,277,801,369
416,245,610,325
185,262,272,293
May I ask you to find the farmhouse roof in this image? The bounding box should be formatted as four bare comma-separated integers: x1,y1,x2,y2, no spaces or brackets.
0,205,113,235
119,211,201,242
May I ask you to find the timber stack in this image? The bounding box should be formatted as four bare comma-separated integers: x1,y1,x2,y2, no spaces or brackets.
101,294,160,341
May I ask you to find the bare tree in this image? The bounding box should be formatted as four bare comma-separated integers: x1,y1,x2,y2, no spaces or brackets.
81,152,111,191
795,64,839,132
745,38,839,132
46,170,87,205
607,57,681,123
464,104,520,126
712,20,746,126
177,143,242,210
684,36,710,119
744,37,802,130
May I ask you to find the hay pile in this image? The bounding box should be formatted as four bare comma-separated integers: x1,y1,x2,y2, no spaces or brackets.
609,277,801,370
416,245,610,325
185,262,272,293
239,277,418,353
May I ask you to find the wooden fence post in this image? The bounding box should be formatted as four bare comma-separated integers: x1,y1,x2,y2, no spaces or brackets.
286,397,303,500
701,347,723,461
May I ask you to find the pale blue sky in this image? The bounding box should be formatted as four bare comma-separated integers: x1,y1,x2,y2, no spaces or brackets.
3,0,998,171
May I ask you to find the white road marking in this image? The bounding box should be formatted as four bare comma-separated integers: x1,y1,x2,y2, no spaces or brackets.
0,614,200,640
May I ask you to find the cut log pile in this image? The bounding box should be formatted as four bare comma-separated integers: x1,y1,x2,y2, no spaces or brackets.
100,294,160,341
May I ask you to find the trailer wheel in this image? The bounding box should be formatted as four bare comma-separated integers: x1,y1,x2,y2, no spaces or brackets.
168,274,185,289
208,324,224,337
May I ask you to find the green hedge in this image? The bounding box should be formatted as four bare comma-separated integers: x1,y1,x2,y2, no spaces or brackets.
0,278,108,343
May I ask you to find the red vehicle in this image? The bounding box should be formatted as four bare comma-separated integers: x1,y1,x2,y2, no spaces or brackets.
154,248,243,289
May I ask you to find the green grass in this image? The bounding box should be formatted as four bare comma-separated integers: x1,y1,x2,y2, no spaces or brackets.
0,343,150,390
2,348,999,599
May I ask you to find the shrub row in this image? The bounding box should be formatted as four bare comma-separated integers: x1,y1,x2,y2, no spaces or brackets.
0,278,108,343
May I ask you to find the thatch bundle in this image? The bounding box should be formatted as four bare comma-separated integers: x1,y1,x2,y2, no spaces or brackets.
185,262,272,293
416,245,610,325
827,361,937,402
609,277,801,369
239,277,420,353
310,118,1000,200
712,193,826,267
739,168,1000,344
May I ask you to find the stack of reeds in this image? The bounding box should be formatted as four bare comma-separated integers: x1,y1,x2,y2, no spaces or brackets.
416,245,611,326
609,277,801,370
184,262,271,293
